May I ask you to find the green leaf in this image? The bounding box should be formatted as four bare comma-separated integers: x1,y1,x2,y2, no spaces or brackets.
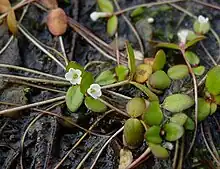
85,96,107,113
185,36,206,49
162,94,194,113
143,101,163,126
97,0,114,13
167,64,189,80
193,66,205,76
193,20,210,34
210,102,217,115
66,61,84,72
145,126,162,144
214,95,220,105
185,51,200,65
130,82,159,101
198,98,210,121
126,97,147,117
156,42,180,50
205,66,220,96
152,49,166,71
130,7,144,17
134,64,152,83
80,72,94,94
66,86,84,112
115,65,129,81
149,143,169,159
107,15,118,37
149,70,171,90
184,117,195,130
95,70,116,86
124,118,145,147
163,123,184,141
170,113,188,126
126,41,136,76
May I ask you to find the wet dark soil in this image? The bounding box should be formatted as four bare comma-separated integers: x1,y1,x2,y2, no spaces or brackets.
0,0,220,169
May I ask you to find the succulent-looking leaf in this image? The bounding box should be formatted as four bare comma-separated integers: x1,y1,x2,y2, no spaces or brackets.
126,97,147,117
66,61,84,72
130,82,159,101
167,65,189,80
214,95,220,105
186,30,198,41
0,0,11,13
184,117,195,130
124,118,145,147
126,42,136,76
7,9,17,35
80,72,94,94
143,101,163,126
107,15,118,37
170,113,188,126
130,7,144,17
163,123,184,141
85,96,107,113
198,98,210,121
66,86,84,112
118,149,133,169
185,51,200,65
145,126,162,144
47,8,68,36
134,64,152,83
193,66,205,76
149,70,171,90
147,81,164,95
115,65,129,81
210,103,217,115
97,0,114,13
149,143,169,159
185,36,206,49
156,43,180,50
205,66,220,96
95,70,116,86
39,0,58,9
152,49,166,71
162,94,194,113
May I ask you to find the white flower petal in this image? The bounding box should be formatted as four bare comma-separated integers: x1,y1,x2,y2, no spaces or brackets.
147,17,154,24
134,50,144,61
75,69,82,76
90,84,101,90
198,15,209,24
87,84,102,99
90,12,111,21
69,68,75,73
177,29,189,44
65,71,73,81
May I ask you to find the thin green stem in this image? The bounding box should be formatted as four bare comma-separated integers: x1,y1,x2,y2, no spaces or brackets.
101,80,129,89
177,135,184,169
0,64,67,81
105,90,132,100
0,73,70,85
84,61,106,70
172,140,179,169
59,36,69,65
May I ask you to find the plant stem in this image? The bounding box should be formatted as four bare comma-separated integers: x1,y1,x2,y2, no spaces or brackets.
90,126,124,169
114,0,184,15
101,80,129,89
0,64,67,81
59,36,69,65
192,0,220,10
180,48,198,157
177,135,184,169
0,36,14,55
172,140,179,169
84,61,106,70
105,90,132,100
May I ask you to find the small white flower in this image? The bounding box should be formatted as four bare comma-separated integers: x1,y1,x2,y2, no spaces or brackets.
147,17,154,24
134,50,144,61
177,29,189,44
87,84,102,99
198,15,209,24
65,68,82,85
90,11,111,21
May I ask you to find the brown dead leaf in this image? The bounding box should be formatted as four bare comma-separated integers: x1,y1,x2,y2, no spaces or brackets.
47,8,67,36
7,8,17,35
39,0,58,9
0,0,11,13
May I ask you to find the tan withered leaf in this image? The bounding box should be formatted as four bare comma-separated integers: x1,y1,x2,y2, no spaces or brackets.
39,0,58,9
0,0,11,13
7,8,18,35
47,8,67,36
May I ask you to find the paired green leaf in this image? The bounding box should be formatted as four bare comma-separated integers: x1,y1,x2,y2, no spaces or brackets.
193,66,205,76
149,143,169,159
126,97,147,117
170,113,188,126
115,65,129,81
167,64,189,80
126,42,136,76
205,66,220,96
80,72,94,94
95,70,116,86
85,96,107,113
156,42,180,50
198,98,211,121
130,7,144,17
97,0,114,13
184,117,195,130
185,51,200,65
163,123,184,141
66,86,84,112
130,82,159,101
143,101,163,126
185,36,206,49
152,49,166,71
145,126,162,144
162,94,194,113
107,15,118,37
66,61,84,72
149,70,171,90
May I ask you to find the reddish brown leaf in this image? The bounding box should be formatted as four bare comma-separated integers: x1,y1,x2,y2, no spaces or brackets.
47,8,67,36
7,8,17,35
0,0,11,13
39,0,58,9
